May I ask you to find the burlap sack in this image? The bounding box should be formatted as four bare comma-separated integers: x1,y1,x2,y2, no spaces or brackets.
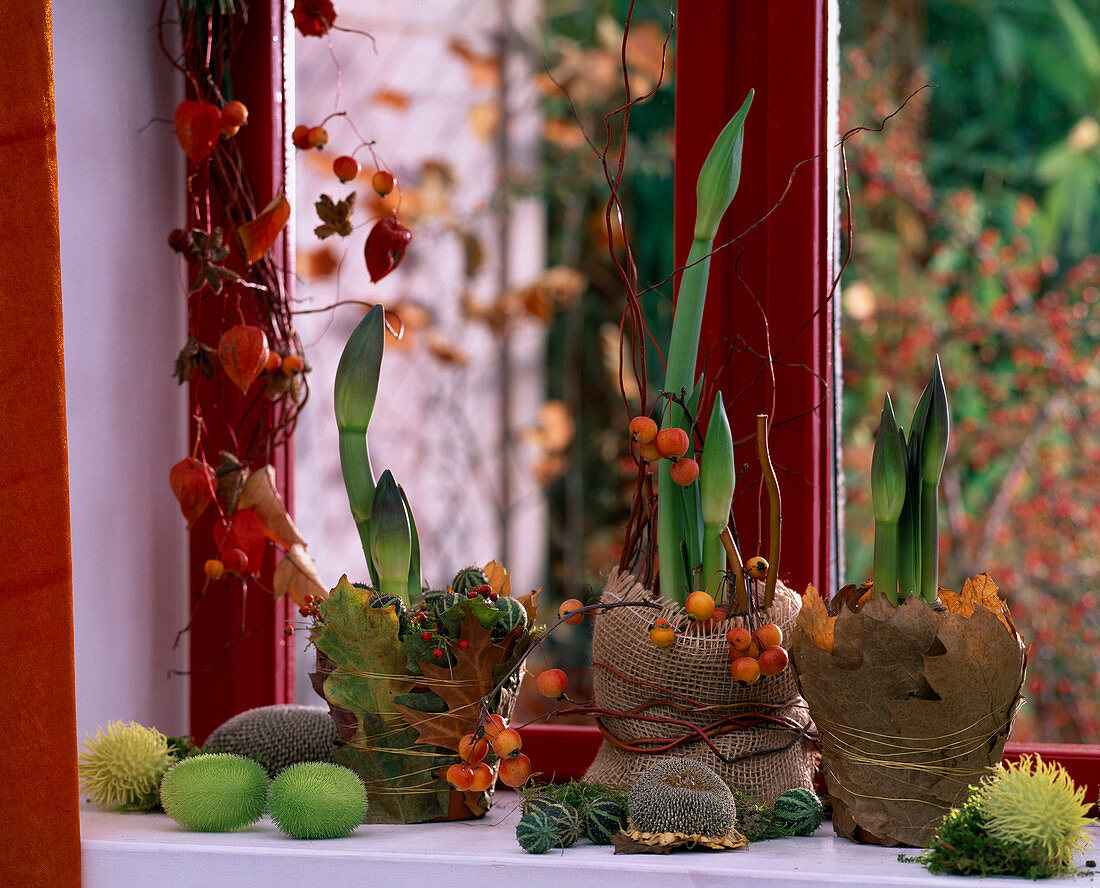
585,569,816,806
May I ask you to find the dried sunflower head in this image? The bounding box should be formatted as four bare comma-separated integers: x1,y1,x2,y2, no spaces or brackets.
976,755,1093,871
78,721,172,811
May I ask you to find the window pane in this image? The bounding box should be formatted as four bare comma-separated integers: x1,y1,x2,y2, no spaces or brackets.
840,0,1100,744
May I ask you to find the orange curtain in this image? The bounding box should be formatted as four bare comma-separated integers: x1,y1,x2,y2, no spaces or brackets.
0,1,82,886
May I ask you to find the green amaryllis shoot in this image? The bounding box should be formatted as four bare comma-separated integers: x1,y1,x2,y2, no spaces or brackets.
334,304,422,593
871,394,908,604
334,305,385,584
370,470,412,607
916,356,950,603
699,394,734,595
657,91,753,603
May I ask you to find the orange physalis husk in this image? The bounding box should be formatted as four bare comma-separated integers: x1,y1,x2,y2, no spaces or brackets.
169,457,217,528
217,325,269,393
291,0,336,37
213,509,267,576
174,100,222,163
363,214,412,282
237,194,291,264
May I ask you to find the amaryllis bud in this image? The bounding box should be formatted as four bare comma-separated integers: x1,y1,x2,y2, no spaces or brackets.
364,214,412,283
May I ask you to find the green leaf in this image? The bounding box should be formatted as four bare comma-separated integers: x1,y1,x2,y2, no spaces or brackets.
313,576,452,824
871,394,908,524
439,597,502,637
370,471,412,606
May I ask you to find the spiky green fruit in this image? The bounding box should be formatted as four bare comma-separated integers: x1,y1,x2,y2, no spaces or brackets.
268,762,368,839
772,788,825,835
628,757,736,837
203,705,337,778
976,756,1092,871
160,753,269,832
450,566,488,597
78,720,172,811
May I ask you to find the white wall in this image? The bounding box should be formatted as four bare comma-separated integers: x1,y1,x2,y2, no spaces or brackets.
53,2,189,743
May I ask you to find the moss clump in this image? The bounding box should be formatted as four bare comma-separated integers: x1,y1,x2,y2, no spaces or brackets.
628,758,736,837
78,721,173,811
160,753,269,832
727,785,800,842
268,762,367,839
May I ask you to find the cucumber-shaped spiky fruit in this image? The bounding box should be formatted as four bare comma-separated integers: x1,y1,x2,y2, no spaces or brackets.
268,762,368,839
159,753,269,832
522,797,582,846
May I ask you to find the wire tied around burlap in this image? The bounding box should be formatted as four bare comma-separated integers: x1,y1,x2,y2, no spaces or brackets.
585,569,818,806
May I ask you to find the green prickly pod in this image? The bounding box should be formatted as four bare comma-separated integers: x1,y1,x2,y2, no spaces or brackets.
159,753,269,832
268,762,368,839
77,720,173,811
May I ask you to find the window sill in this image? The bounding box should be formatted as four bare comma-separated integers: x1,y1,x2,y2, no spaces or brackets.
80,794,1097,888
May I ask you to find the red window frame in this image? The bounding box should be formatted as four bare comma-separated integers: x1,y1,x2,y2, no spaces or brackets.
193,0,1098,806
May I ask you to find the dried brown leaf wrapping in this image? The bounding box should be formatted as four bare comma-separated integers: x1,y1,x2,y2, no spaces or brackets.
791,580,1026,847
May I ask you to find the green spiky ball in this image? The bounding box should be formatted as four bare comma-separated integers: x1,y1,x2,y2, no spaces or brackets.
268,762,368,839
78,721,172,811
523,797,582,847
159,753,269,832
976,756,1092,872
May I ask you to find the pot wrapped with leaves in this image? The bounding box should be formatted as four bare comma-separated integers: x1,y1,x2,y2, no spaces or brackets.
791,364,1027,847
309,306,538,823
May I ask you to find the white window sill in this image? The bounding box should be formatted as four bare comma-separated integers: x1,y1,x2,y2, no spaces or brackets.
81,792,1097,888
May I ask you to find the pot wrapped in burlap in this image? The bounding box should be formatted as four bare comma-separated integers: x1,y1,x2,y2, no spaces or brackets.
791,574,1026,847
585,569,816,806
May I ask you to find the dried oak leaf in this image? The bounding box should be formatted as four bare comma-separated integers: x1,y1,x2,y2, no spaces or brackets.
393,613,519,752
237,465,306,549
939,572,1015,635
796,584,834,654
482,560,511,598
273,544,327,605
314,192,355,240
